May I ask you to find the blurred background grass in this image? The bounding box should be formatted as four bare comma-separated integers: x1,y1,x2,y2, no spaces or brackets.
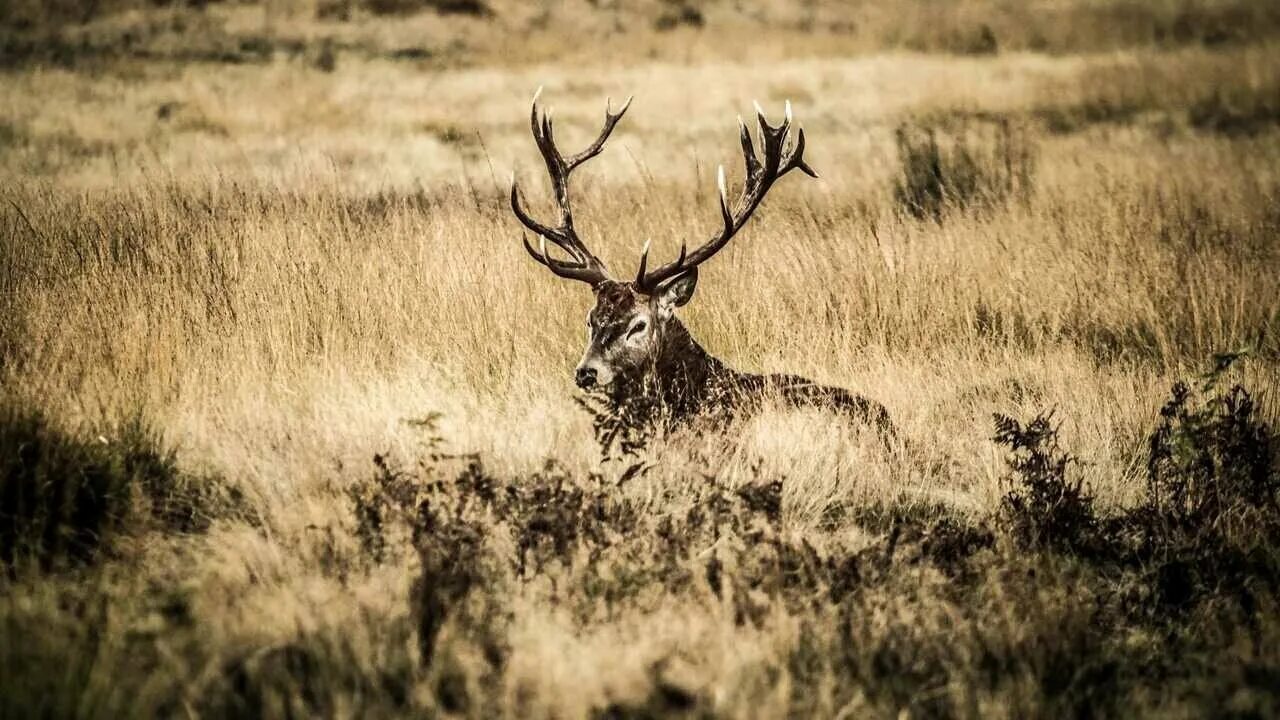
5,0,1280,66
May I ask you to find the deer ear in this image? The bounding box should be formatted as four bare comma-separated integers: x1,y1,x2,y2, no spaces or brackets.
657,268,698,314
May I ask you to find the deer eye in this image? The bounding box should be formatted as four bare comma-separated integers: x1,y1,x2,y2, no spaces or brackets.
626,319,648,339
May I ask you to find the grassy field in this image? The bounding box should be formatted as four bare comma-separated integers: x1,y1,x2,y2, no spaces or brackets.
2,1,1280,717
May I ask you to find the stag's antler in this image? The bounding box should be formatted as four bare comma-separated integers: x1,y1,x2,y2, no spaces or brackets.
511,87,631,287
634,100,817,294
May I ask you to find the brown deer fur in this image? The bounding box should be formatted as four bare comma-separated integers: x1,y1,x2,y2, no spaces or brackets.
585,279,895,436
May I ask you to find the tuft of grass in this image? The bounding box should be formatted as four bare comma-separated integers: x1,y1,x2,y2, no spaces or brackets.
0,400,245,571
1035,98,1143,134
420,119,475,147
361,0,491,18
1189,87,1280,137
653,2,705,32
892,119,1035,221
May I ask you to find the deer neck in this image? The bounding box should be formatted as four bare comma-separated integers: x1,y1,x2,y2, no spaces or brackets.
645,318,729,415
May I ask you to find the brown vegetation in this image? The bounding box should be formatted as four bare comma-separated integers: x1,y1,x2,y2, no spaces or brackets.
1,0,1278,717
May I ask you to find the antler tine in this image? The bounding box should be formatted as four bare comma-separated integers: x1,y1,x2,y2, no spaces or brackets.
635,101,819,293
521,232,611,285
510,174,566,244
564,95,632,171
716,165,732,228
788,126,819,178
738,115,761,180
634,238,651,285
512,88,632,287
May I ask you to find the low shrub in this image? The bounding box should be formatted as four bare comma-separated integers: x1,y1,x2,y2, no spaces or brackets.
994,353,1279,612
892,119,1035,221
350,454,869,664
994,410,1098,552
1128,355,1280,609
1145,376,1276,533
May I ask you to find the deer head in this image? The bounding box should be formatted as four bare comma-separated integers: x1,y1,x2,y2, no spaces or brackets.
510,89,817,396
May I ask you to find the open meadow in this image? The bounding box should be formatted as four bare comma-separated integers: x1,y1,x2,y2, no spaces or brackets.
2,0,1280,717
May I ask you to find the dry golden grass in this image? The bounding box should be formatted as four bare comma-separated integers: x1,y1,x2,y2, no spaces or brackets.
2,3,1280,716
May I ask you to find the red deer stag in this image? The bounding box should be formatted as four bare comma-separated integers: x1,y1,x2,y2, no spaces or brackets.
510,89,894,438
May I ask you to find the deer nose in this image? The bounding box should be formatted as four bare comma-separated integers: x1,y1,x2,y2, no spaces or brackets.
575,367,597,389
